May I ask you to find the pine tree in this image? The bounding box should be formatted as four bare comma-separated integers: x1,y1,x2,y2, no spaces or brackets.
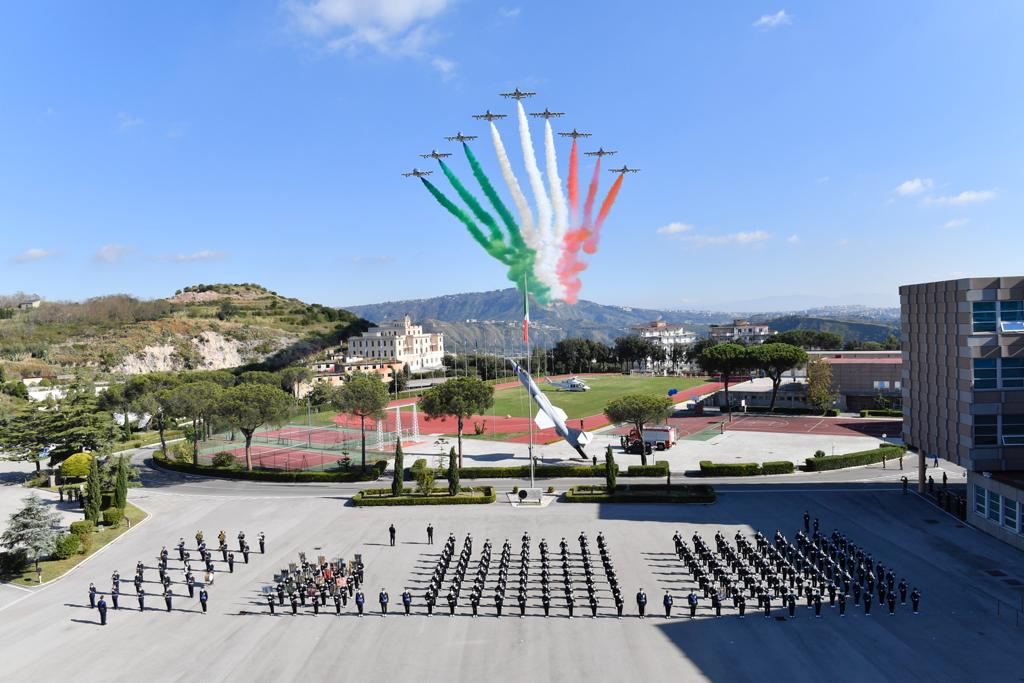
447,446,460,496
605,445,617,493
391,441,404,497
85,455,102,523
1,495,61,569
113,455,128,510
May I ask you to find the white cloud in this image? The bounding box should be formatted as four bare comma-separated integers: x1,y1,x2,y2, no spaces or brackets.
894,177,933,196
926,190,997,206
12,248,56,264
93,244,134,263
786,234,800,244
291,0,452,56
753,10,790,29
431,56,456,79
656,222,694,235
160,250,228,263
837,238,850,248
942,218,970,230
498,6,520,18
683,231,771,247
815,176,830,184
117,112,143,130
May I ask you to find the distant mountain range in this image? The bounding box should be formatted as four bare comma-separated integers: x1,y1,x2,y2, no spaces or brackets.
346,289,900,348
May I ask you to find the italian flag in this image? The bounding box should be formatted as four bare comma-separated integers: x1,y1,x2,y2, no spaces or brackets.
523,288,530,343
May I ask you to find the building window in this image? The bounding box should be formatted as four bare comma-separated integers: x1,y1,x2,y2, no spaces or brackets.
974,415,998,446
988,491,1002,522
873,380,890,390
973,302,997,333
1002,359,1024,388
1001,300,1024,324
1003,497,1018,532
975,485,987,516
1003,415,1024,446
973,359,998,389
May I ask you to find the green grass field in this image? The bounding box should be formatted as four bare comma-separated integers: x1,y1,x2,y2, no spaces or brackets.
489,375,709,420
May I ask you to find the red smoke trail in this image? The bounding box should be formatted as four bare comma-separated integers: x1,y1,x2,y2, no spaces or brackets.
582,173,624,255
567,139,579,226
582,156,602,226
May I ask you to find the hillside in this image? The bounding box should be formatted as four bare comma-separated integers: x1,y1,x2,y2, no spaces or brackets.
0,284,370,379
346,289,900,347
764,315,899,343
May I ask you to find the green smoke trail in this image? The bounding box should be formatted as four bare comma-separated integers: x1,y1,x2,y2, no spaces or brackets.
438,160,506,249
463,143,525,251
420,178,510,264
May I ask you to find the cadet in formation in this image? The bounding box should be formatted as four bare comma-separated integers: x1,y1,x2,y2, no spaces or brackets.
97,596,108,625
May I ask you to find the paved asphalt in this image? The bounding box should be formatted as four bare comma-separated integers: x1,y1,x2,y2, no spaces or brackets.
0,447,1006,683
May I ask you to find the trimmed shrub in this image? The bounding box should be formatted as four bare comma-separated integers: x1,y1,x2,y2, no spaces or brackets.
760,461,796,475
60,452,93,480
698,461,761,476
79,532,93,554
353,486,496,507
102,508,125,527
211,452,237,468
565,484,716,504
69,520,95,537
625,461,670,477
804,445,907,472
458,464,616,479
406,458,428,481
53,533,81,560
154,450,387,482
698,460,795,476
859,409,903,418
813,450,826,458
169,441,193,465
0,548,30,577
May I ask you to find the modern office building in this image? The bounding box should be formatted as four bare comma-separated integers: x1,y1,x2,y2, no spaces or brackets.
900,276,1024,549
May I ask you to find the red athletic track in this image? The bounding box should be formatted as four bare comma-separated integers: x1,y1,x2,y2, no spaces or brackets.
611,414,901,439
328,379,723,445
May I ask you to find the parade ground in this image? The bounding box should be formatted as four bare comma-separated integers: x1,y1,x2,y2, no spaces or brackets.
0,463,1019,682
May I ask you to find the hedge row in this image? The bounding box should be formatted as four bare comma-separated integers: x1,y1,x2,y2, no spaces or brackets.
697,460,795,476
352,486,495,507
859,409,903,418
409,460,670,480
804,445,906,472
154,452,387,482
564,484,716,504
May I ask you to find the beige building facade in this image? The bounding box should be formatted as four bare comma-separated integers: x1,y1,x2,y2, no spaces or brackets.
346,315,445,372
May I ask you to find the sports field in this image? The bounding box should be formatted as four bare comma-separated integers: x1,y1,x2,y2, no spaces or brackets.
489,375,710,420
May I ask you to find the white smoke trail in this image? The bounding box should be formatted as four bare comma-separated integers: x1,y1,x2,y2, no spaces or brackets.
516,101,557,296
489,121,537,250
544,119,568,300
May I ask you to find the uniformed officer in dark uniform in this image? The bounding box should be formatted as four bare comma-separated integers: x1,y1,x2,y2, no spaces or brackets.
447,590,457,616
887,590,896,615
663,591,673,618
402,590,412,615
227,552,235,573
89,583,97,609
864,592,872,616
518,592,527,617
737,594,746,617
199,588,209,614
97,596,108,625
838,592,847,616
542,591,551,617
803,510,810,532
814,593,822,618
312,593,320,615
164,588,173,612
242,544,250,564
389,524,396,547
898,579,908,604
137,587,145,611
636,588,647,618
333,591,341,614
267,593,276,614
111,586,119,610
787,592,796,618
494,592,503,617
911,588,920,613
427,524,434,545
290,593,299,615
258,532,266,554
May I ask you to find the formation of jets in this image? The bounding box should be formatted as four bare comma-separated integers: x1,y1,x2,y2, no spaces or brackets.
408,90,637,179
530,108,564,119
500,87,535,100
558,128,591,139
420,150,451,160
472,110,507,121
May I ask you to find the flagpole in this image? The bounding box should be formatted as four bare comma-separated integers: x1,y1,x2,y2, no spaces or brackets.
525,277,535,490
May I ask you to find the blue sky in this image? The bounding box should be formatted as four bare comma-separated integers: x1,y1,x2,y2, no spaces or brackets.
1,1,1021,311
